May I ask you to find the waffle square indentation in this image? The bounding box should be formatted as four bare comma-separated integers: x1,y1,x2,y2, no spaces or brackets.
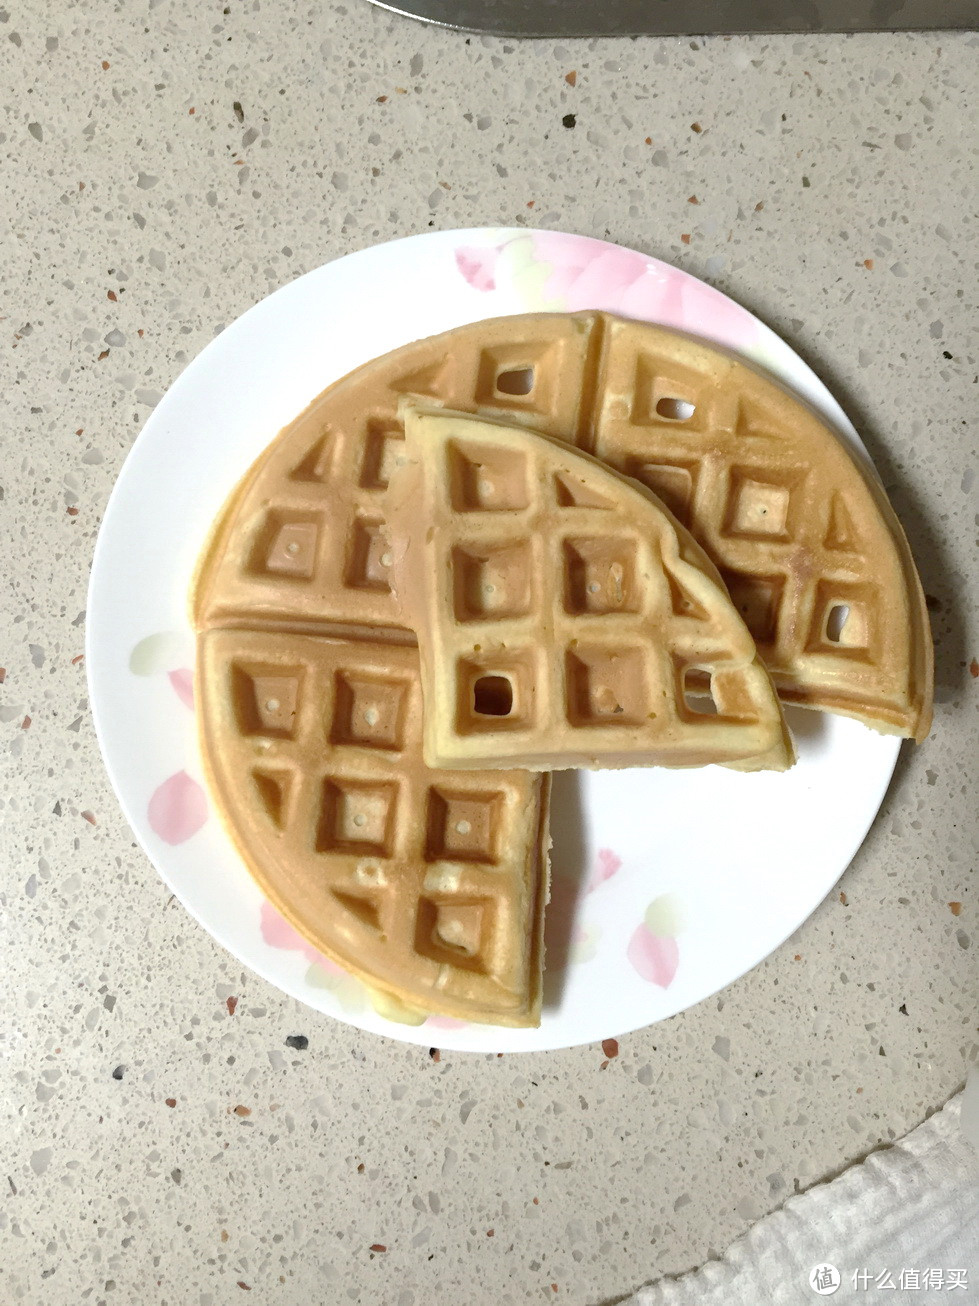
452,541,533,621
626,458,698,526
447,439,530,512
331,672,410,750
317,779,398,856
344,515,392,591
415,896,493,972
565,646,648,727
360,419,406,490
628,356,705,430
475,342,555,410
251,768,293,827
553,471,614,510
231,664,304,739
806,580,877,660
426,786,504,864
289,431,334,483
563,537,640,615
723,468,805,542
252,511,321,579
456,651,536,734
721,571,786,645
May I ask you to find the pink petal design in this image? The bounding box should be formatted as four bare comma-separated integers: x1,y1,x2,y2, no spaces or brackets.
425,1015,468,1030
524,232,759,352
147,770,208,845
259,901,343,971
168,668,195,710
627,924,680,988
454,245,500,292
586,847,622,893
533,233,652,312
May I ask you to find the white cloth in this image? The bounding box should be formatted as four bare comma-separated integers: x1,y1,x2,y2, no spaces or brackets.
630,1071,979,1305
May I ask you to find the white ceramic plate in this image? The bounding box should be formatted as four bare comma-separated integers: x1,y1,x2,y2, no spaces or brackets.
88,229,900,1053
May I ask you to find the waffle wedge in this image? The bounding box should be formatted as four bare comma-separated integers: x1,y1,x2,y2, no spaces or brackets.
591,318,933,742
387,407,794,774
196,628,549,1027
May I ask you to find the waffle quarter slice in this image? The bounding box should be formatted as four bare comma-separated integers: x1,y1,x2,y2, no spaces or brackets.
197,628,550,1027
592,319,933,742
388,407,794,773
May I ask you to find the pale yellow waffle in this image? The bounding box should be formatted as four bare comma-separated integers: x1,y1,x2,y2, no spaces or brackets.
197,627,549,1027
387,407,794,774
192,311,932,742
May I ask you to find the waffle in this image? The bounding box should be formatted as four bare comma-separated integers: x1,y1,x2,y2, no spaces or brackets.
591,318,933,742
196,627,550,1026
191,313,599,635
192,311,932,742
387,407,794,773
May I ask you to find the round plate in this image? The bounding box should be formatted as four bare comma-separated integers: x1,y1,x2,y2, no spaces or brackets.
88,229,899,1053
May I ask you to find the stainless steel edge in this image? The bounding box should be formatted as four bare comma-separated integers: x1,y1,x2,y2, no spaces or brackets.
365,0,978,35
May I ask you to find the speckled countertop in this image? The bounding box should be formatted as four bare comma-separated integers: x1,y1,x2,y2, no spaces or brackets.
1,6,977,1303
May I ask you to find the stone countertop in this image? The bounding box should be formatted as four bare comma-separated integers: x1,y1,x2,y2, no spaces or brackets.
1,6,976,1303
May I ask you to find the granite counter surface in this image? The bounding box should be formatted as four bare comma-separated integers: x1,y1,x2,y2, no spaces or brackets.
1,6,976,1303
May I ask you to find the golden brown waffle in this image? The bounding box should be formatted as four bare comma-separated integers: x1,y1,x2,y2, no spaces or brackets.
192,314,599,634
197,628,549,1026
192,311,931,742
387,408,794,774
590,319,933,742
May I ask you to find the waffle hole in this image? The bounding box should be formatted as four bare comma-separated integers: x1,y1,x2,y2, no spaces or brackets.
826,604,850,642
683,668,719,715
656,396,696,421
473,675,513,717
496,367,535,396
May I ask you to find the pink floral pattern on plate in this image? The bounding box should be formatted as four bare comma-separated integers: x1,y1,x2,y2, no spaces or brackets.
168,668,195,709
260,905,470,1028
260,903,366,1012
454,246,498,293
628,929,680,989
455,231,759,352
586,847,622,894
627,894,683,989
569,924,601,965
260,900,335,968
129,630,191,676
426,1015,468,1031
147,771,208,845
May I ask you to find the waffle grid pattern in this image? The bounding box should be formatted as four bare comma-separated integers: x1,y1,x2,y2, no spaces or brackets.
194,311,927,739
401,413,787,770
198,630,544,1022
592,320,914,719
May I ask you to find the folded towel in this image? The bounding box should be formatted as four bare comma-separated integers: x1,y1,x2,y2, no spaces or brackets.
630,1071,979,1305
